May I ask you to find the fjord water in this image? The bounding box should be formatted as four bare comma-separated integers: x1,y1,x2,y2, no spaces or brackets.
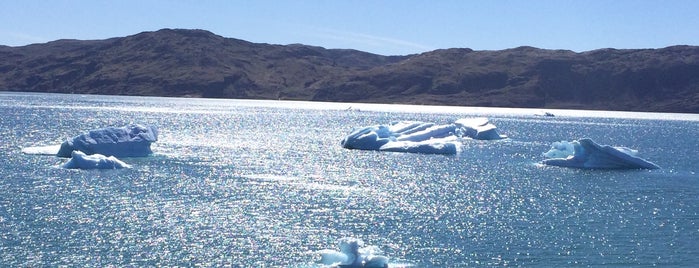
1,92,698,267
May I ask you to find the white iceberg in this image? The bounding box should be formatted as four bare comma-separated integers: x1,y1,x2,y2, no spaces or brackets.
317,237,389,268
541,138,660,169
56,124,158,158
61,151,131,169
340,118,505,155
454,118,507,140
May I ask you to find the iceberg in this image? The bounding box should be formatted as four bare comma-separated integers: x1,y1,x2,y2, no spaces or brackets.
317,237,389,268
56,124,158,158
454,118,507,140
61,151,131,169
541,138,660,169
340,118,505,155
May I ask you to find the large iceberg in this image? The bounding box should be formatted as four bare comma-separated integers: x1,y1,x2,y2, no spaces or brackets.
341,118,506,155
541,138,660,169
56,124,158,158
61,151,131,169
317,237,389,268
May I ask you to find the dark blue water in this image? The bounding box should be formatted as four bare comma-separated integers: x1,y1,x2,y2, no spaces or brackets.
1,92,698,267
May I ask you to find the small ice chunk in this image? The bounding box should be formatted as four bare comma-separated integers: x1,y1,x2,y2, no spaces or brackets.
317,237,389,268
454,118,507,140
61,151,131,169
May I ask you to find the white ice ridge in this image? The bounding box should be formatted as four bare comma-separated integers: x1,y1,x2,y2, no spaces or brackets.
317,237,389,268
341,118,506,155
56,124,158,158
541,138,660,169
61,151,131,169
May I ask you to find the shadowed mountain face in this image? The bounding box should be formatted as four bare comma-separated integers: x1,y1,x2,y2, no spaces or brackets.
2,29,698,113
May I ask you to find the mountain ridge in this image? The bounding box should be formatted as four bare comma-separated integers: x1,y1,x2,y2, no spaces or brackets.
2,28,698,113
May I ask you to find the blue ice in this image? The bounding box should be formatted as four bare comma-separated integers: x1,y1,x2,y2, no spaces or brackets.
542,138,660,169
56,124,158,158
341,118,505,155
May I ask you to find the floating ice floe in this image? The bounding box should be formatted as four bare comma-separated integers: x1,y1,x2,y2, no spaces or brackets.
454,118,507,140
341,118,506,155
541,138,660,169
61,151,131,169
56,124,158,158
317,237,389,268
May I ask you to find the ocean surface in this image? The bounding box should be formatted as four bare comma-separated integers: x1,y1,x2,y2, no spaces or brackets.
1,92,698,267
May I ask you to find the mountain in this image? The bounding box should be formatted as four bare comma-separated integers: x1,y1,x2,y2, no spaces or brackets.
1,28,698,113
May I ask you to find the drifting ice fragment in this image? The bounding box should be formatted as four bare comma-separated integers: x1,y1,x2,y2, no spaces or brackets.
454,118,507,140
61,151,131,169
341,118,505,155
56,124,158,158
317,237,389,268
541,138,660,169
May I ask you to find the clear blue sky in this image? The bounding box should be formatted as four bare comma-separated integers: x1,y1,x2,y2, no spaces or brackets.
1,0,698,55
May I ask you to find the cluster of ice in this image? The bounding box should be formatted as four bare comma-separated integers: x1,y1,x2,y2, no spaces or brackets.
541,138,660,169
20,124,157,170
317,237,389,268
341,118,506,155
61,151,131,169
56,124,158,158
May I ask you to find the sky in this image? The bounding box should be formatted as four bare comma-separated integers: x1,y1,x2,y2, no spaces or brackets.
1,0,698,56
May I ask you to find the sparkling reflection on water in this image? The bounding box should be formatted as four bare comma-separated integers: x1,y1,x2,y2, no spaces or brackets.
1,92,698,267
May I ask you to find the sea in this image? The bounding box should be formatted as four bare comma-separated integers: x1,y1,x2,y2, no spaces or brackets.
1,92,698,267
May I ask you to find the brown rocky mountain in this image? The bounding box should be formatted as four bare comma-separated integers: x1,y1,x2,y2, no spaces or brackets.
1,28,698,113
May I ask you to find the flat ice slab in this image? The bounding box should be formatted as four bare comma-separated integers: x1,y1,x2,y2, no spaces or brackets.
56,124,158,158
541,138,660,169
61,151,131,169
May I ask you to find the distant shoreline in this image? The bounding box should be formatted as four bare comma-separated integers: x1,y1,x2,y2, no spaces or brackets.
2,29,698,114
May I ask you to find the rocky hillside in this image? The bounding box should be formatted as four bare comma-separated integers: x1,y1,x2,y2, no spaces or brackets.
1,29,698,113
